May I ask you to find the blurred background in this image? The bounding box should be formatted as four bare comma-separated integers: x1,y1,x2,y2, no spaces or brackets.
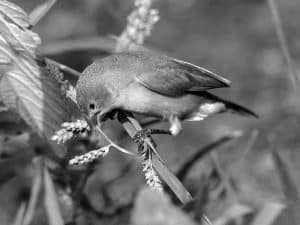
1,0,300,224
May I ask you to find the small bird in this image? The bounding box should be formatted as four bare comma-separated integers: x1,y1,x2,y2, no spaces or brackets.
76,51,257,135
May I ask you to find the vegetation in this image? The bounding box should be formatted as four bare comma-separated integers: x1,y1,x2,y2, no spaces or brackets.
0,0,299,225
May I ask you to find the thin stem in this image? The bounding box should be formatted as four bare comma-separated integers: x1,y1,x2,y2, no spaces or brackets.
95,125,136,155
45,58,81,77
267,0,299,87
29,0,57,26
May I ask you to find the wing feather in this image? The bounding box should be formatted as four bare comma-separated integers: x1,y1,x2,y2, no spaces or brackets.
134,52,231,96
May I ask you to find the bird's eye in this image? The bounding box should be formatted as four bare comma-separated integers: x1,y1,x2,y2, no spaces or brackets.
89,103,96,110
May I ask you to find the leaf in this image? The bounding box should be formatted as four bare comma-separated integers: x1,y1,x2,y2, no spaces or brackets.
131,188,197,225
0,0,30,28
29,0,56,26
23,158,43,225
0,16,41,56
0,49,71,156
12,202,26,225
0,2,76,156
250,202,285,225
213,203,253,225
271,149,300,223
43,166,64,225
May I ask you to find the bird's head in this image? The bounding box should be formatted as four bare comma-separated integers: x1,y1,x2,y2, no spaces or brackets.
77,94,108,124
76,62,118,125
76,80,111,125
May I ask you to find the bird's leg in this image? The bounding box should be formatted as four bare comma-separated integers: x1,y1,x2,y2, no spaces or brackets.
106,109,119,120
169,115,182,136
133,115,181,147
133,129,172,146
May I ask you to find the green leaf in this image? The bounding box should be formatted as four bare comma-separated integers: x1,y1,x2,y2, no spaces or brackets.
250,202,285,225
0,0,30,28
131,188,197,225
0,3,76,156
43,166,64,225
23,158,43,225
0,16,40,56
213,203,253,225
29,0,57,26
12,202,26,225
271,150,300,223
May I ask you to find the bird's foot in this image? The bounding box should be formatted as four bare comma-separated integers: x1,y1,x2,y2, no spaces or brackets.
169,115,182,136
133,129,172,146
106,109,119,120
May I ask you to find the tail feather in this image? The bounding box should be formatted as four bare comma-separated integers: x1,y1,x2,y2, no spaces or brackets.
185,91,258,120
222,99,258,118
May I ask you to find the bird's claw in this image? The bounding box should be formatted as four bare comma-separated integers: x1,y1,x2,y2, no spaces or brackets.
133,129,153,146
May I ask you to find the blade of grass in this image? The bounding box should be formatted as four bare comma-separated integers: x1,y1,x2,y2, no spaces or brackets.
13,202,26,225
23,157,43,225
250,202,285,225
43,166,64,225
213,203,253,225
29,0,56,26
271,149,300,223
267,0,299,87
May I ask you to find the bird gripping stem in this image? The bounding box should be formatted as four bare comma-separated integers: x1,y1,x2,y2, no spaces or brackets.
117,111,192,204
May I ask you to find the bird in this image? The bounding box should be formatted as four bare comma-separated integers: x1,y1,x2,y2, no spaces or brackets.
76,50,257,205
76,50,257,136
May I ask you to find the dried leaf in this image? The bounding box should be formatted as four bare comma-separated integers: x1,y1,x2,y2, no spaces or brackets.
43,167,64,225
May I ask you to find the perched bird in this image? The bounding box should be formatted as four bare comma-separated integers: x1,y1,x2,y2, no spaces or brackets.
76,51,257,135
76,51,257,205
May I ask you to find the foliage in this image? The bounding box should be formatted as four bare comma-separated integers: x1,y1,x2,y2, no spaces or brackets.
0,0,299,225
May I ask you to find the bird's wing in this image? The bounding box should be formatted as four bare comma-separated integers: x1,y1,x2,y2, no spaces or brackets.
135,56,231,96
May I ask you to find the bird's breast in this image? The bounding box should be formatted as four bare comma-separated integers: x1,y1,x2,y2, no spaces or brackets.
117,83,202,119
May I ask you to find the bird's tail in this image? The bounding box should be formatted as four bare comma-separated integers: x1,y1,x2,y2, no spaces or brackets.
185,91,258,121
221,98,258,118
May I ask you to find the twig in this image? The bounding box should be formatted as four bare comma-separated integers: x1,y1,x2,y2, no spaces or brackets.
267,0,299,87
45,58,81,77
